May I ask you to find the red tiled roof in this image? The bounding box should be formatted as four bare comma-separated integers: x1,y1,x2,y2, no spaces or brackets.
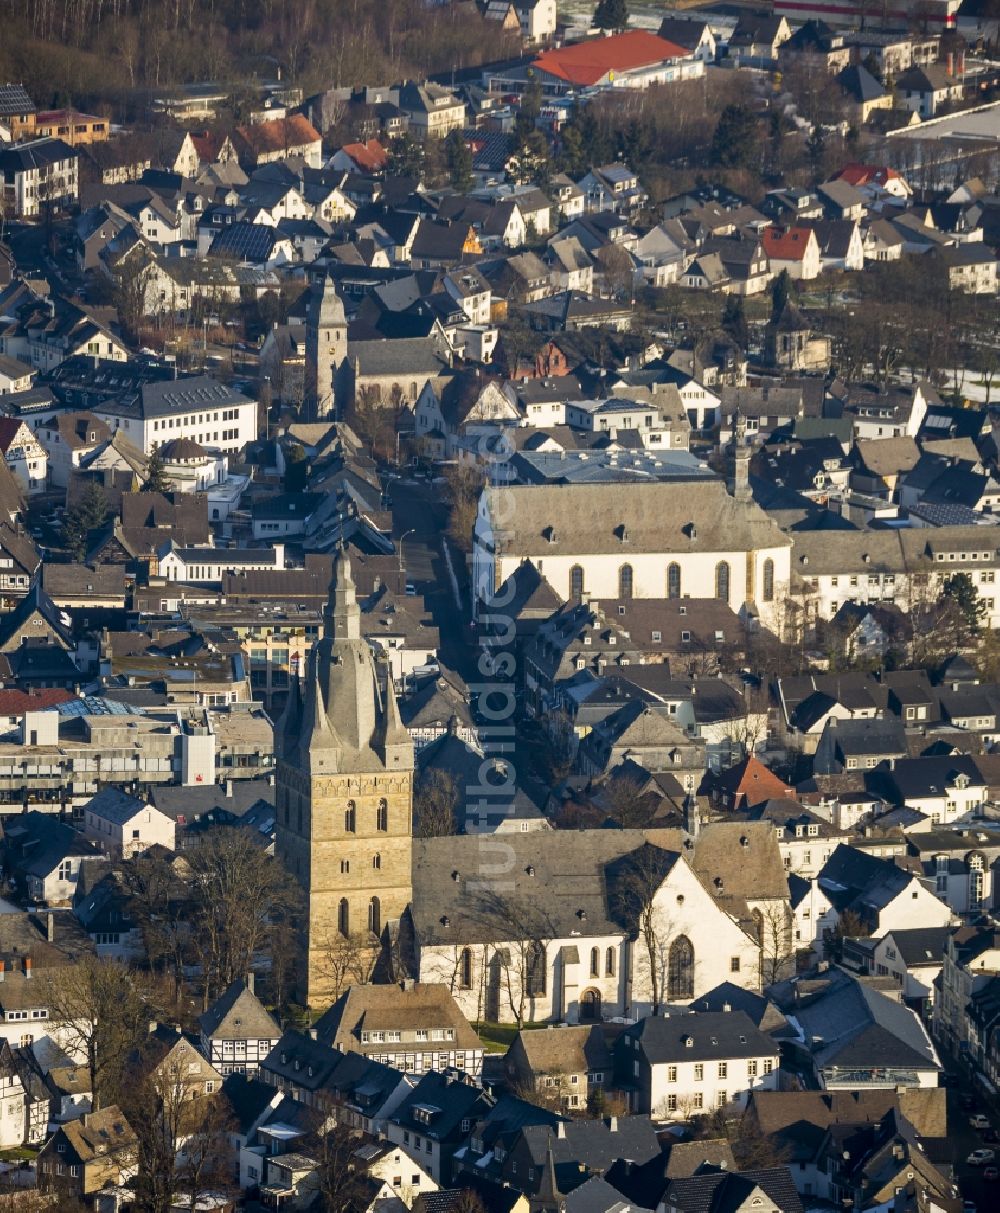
716,754,792,809
835,163,903,187
532,30,690,86
189,130,227,162
235,114,321,156
762,225,815,261
0,688,75,715
341,139,388,172
35,108,102,124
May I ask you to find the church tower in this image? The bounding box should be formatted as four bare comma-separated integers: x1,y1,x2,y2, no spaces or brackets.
275,549,414,1007
304,274,347,420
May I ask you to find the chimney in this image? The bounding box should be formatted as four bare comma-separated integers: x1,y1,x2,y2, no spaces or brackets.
556,1121,566,1139
246,972,254,994
607,1116,619,1132
23,957,32,978
958,49,966,75
46,912,54,942
0,959,4,983
946,51,954,76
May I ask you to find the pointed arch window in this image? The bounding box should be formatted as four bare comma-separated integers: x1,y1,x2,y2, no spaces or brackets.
667,935,695,1000
570,565,584,601
368,896,381,937
619,564,634,600
338,898,349,938
460,947,473,990
373,853,381,870
376,798,388,831
590,947,600,977
344,801,356,833
668,563,681,599
763,558,774,602
606,947,616,978
715,561,731,603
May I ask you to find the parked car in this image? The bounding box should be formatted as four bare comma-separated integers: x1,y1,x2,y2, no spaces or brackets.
967,1149,995,1166
983,1166,998,1180
984,1128,999,1143
970,1114,991,1130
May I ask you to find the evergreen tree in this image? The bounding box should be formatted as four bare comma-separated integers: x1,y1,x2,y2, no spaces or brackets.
593,0,628,30
942,572,986,637
444,130,473,191
711,104,760,170
142,447,170,494
770,269,791,321
61,481,109,560
806,124,827,180
721,296,748,349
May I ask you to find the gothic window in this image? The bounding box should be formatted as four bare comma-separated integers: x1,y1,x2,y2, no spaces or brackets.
763,558,774,603
590,947,600,977
606,947,616,978
667,936,695,1000
668,563,681,599
368,896,381,937
619,564,634,600
373,853,381,870
570,565,584,601
715,561,731,603
526,941,546,996
338,899,349,938
376,799,388,831
345,801,356,833
460,947,473,990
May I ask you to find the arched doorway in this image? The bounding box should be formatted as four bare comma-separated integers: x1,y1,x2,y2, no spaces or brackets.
580,989,602,1021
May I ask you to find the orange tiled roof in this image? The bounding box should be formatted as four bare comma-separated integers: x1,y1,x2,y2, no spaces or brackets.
762,225,815,261
236,114,320,155
532,30,690,86
836,163,903,187
341,139,388,172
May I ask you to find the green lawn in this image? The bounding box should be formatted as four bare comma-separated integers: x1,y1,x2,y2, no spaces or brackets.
475,1020,546,1053
0,1146,37,1162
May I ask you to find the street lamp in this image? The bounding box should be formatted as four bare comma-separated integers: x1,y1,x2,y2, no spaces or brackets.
397,528,415,577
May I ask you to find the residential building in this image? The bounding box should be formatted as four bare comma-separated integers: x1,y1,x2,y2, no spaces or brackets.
81,787,176,858
504,1024,611,1111
0,138,79,218
37,1106,138,1197
616,1010,780,1116
314,982,483,1079
199,977,281,1077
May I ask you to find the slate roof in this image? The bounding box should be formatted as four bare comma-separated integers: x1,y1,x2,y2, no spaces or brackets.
83,786,147,826
796,972,939,1073
513,1024,612,1077
199,978,281,1042
623,1009,777,1063
137,376,252,420
883,927,949,968
664,1166,804,1213
483,480,789,558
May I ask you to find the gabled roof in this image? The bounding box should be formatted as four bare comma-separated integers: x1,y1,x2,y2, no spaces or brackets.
532,31,690,87
199,978,281,1041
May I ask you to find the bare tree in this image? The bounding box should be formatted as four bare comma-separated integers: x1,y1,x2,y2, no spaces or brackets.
475,893,557,1027
444,461,486,552
184,828,301,1009
127,1047,235,1213
608,844,679,1015
44,956,153,1112
414,768,459,837
753,904,794,988
317,930,380,1003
